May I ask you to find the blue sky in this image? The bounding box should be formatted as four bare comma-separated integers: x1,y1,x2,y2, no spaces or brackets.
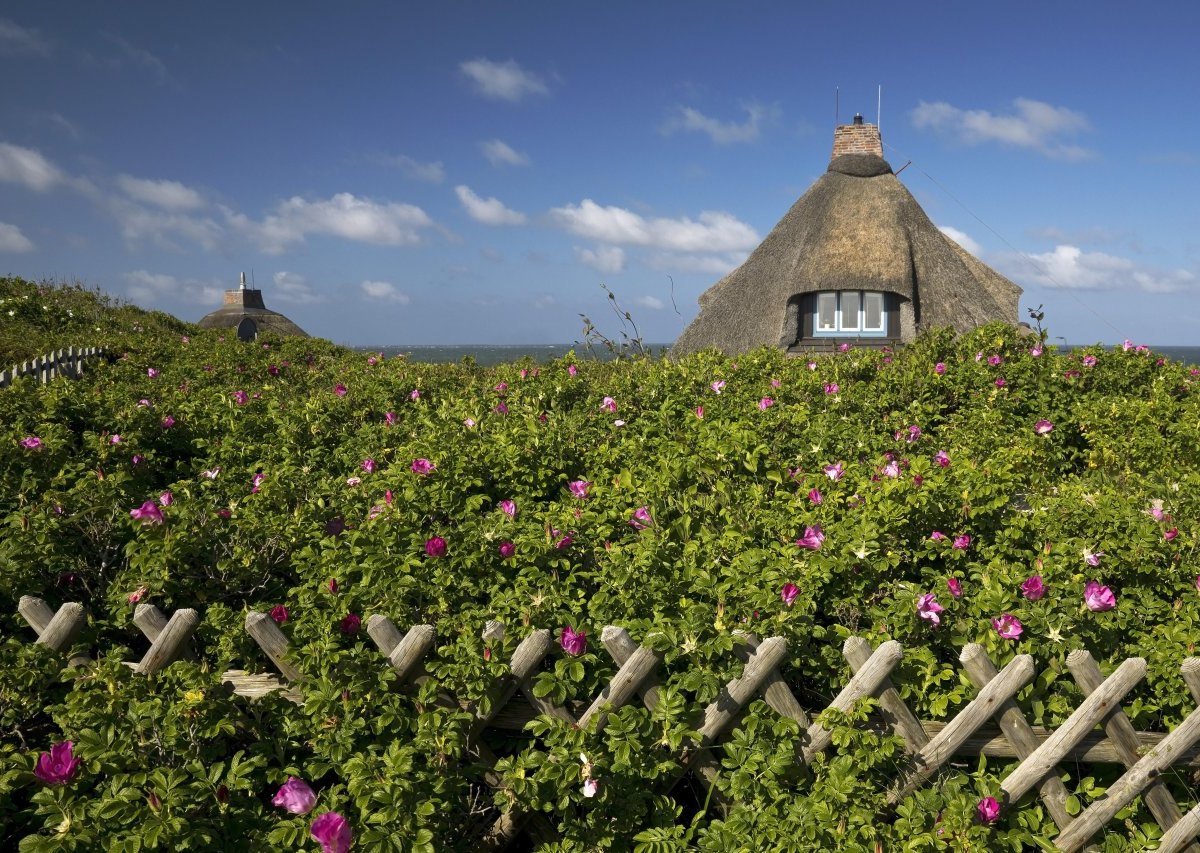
1,2,1197,346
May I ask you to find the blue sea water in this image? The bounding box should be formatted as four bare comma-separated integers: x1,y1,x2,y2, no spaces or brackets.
357,343,1200,367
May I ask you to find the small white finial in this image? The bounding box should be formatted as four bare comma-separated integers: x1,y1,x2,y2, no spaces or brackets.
239,272,246,290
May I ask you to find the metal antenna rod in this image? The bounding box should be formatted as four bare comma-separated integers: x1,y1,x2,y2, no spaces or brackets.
877,85,882,131
835,86,839,126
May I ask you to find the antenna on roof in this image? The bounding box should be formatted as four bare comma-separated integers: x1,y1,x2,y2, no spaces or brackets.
835,86,839,126
877,85,882,131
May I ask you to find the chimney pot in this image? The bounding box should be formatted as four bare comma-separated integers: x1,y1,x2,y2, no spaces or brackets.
853,113,864,125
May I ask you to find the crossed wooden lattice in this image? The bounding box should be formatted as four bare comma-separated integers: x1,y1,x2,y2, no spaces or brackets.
18,594,1200,851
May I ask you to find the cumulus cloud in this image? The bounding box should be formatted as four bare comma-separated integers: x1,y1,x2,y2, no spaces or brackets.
0,142,64,191
454,185,526,226
379,153,445,183
116,174,205,211
0,17,50,55
480,138,530,167
662,102,778,145
646,251,748,276
360,280,411,303
1003,244,1196,294
122,270,223,305
0,222,34,252
235,193,435,253
110,196,225,251
939,226,983,257
460,57,549,101
271,271,323,304
574,245,625,274
550,200,758,253
633,295,665,310
911,98,1092,160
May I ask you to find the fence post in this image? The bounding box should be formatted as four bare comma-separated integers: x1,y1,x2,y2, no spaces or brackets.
135,609,200,675
245,611,303,681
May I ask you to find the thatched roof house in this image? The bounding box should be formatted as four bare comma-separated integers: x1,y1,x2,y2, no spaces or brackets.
673,116,1021,356
198,273,309,341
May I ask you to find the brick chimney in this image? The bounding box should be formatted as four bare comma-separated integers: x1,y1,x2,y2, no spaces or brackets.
831,113,883,160
222,271,265,309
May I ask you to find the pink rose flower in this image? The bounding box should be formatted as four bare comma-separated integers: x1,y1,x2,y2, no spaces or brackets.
569,480,591,499
1034,419,1054,435
934,450,950,468
20,435,42,449
499,499,517,518
1020,575,1045,601
629,506,654,530
952,535,971,551
333,383,347,397
796,525,824,550
411,458,435,475
310,812,352,853
130,500,164,525
339,614,361,634
272,777,316,814
946,577,962,598
499,542,515,559
1084,580,1116,612
991,613,1023,639
270,605,289,624
425,536,447,557
977,796,1000,824
808,488,822,505
780,583,800,607
34,741,81,785
361,458,376,473
917,593,945,626
560,626,587,656
934,362,946,375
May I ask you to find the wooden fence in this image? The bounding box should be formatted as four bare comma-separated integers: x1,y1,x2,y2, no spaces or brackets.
18,593,1200,852
0,346,108,389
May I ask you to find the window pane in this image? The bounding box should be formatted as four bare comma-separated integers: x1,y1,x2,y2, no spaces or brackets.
817,293,836,330
840,291,860,331
863,292,884,331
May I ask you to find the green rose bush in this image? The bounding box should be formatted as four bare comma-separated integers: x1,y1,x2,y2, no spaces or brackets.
2,278,1199,849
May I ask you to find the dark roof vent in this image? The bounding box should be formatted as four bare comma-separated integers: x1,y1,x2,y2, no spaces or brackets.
853,113,864,125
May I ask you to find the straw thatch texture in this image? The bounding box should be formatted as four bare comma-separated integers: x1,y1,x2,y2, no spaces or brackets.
197,305,309,337
672,154,1021,356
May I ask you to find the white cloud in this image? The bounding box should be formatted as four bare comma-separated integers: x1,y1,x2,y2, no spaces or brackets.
0,17,49,55
271,271,323,304
0,222,34,252
1004,244,1196,293
533,294,556,308
550,199,758,252
633,295,665,310
122,270,223,305
380,153,445,183
575,245,625,274
108,195,224,251
939,226,982,257
116,174,205,211
480,138,530,167
646,251,749,276
0,142,64,191
460,57,549,102
662,102,777,145
911,98,1092,160
360,280,411,303
236,192,435,253
454,185,526,226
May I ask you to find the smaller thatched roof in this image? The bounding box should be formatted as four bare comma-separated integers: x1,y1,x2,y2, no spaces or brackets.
198,275,309,338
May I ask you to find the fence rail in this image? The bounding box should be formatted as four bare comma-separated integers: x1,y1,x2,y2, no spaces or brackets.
0,346,107,389
17,593,1200,852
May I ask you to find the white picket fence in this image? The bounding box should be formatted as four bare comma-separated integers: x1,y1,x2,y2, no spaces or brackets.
0,347,107,389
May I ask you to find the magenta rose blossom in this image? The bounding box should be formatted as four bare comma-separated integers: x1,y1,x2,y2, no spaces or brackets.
310,812,352,853
934,362,946,375
34,741,81,785
1034,419,1054,435
1165,528,1179,542
629,506,653,530
333,383,347,397
361,458,376,474
130,500,164,525
1084,580,1116,612
952,535,971,551
560,626,587,656
780,583,800,607
499,499,516,518
20,435,42,449
795,525,825,550
977,796,1001,824
946,577,963,598
600,396,617,413
270,605,289,624
410,458,435,475
498,541,515,559
823,382,839,395
339,614,361,634
569,480,591,499
1020,575,1045,601
934,450,950,468
992,613,1023,639
917,593,945,626
272,777,317,815
823,463,843,481
425,536,447,558
758,397,774,410
808,488,822,505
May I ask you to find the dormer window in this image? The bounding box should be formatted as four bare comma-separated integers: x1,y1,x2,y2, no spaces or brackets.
813,291,887,337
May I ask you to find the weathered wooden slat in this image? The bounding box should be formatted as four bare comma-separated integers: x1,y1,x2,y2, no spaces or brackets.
735,633,811,727
697,636,789,747
136,608,199,675
1068,651,1196,851
387,625,437,685
473,629,554,733
1180,658,1200,706
366,613,406,655
35,602,87,654
578,640,662,731
1055,706,1200,852
1002,654,1146,803
221,669,304,703
959,644,1075,833
1160,804,1200,853
245,611,303,682
134,604,196,660
18,595,55,636
887,649,1036,807
844,636,927,753
802,639,904,763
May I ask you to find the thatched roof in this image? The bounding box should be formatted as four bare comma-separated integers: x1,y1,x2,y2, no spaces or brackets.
672,153,1021,356
197,305,309,337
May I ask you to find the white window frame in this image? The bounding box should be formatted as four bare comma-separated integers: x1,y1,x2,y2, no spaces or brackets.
812,291,887,337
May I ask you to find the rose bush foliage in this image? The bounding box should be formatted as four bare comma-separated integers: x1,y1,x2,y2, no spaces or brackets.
2,281,1199,849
